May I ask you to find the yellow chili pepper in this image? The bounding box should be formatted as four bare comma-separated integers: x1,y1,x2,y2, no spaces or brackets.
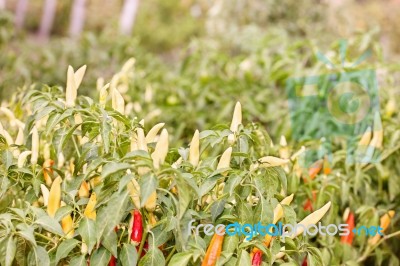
84,192,97,220
47,176,62,218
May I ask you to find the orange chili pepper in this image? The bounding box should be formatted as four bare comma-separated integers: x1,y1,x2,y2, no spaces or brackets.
201,234,224,266
305,159,323,182
368,210,395,245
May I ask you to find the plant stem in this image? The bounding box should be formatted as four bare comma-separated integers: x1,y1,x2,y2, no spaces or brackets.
165,246,176,264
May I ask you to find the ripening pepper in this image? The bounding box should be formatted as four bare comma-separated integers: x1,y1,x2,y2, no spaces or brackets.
47,176,62,218
303,191,317,212
130,210,143,246
341,211,355,245
78,181,90,198
201,234,224,266
305,159,323,182
43,159,54,187
251,249,262,266
84,192,97,220
368,210,395,245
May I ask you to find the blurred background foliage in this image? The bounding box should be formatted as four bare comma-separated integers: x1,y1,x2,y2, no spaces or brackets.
1,0,400,142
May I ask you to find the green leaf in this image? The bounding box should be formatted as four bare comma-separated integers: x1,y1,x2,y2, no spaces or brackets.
237,250,251,266
176,175,194,219
96,189,130,244
138,247,165,266
120,243,138,266
27,246,50,266
4,236,16,266
211,200,226,222
140,173,158,208
69,255,87,266
35,215,64,236
55,238,79,264
101,162,131,179
90,247,111,266
222,234,239,254
101,229,117,257
168,252,192,266
54,205,74,222
16,223,37,246
78,218,97,254
2,150,13,170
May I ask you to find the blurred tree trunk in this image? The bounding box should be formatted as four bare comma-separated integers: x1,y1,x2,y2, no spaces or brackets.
119,0,140,35
69,0,86,38
38,0,57,39
15,0,28,29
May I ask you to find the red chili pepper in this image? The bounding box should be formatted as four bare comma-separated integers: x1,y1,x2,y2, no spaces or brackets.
303,191,317,212
302,256,308,266
108,256,116,266
130,210,143,246
341,212,355,244
251,249,262,266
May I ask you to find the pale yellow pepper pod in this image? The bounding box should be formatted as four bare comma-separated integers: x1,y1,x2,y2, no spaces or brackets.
217,147,232,170
293,201,331,237
151,129,169,169
273,194,294,224
127,178,141,210
145,191,157,212
40,184,50,206
18,151,32,168
189,130,200,167
279,135,290,159
66,65,87,108
112,88,125,114
258,156,289,168
47,176,62,218
358,126,372,146
145,123,165,144
228,102,242,144
84,192,97,220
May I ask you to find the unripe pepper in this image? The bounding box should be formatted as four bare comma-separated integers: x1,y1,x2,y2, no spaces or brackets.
228,101,242,144
130,210,143,246
340,211,355,245
189,130,200,167
201,234,224,266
